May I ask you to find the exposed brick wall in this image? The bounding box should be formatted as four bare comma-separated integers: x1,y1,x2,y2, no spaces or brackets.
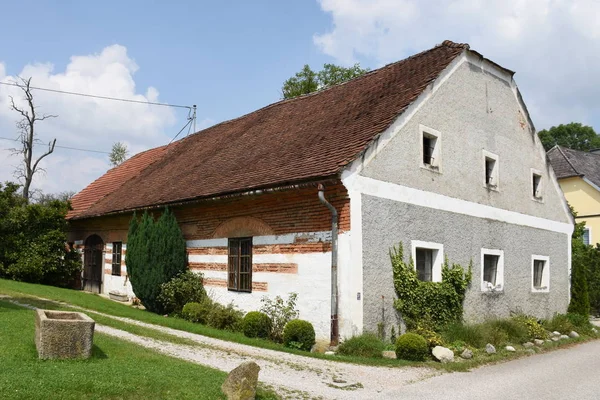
68,181,350,243
189,262,298,274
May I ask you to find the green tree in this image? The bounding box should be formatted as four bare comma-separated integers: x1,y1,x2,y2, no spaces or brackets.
109,142,129,167
568,206,591,316
282,63,369,99
126,208,187,313
0,182,81,287
538,122,600,151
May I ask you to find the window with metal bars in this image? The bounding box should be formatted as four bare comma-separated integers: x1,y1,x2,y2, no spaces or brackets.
111,242,122,276
228,237,252,292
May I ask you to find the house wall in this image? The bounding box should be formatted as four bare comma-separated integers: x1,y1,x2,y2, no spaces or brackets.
68,183,352,342
361,194,570,334
341,54,572,336
559,177,600,246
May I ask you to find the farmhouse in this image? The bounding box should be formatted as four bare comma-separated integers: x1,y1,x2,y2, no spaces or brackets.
67,40,573,343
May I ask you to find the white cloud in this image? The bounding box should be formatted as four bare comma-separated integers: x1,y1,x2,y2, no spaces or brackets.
314,0,600,131
0,45,182,195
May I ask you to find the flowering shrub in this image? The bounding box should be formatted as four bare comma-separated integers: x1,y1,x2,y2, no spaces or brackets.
260,292,299,342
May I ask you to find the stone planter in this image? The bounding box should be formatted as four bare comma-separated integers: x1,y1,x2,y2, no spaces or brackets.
109,291,129,302
35,309,95,359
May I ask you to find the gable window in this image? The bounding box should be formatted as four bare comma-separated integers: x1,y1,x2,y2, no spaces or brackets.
411,240,443,282
481,249,504,291
531,169,543,200
228,237,252,292
419,125,441,171
583,227,591,246
482,150,499,190
111,242,122,276
531,255,550,292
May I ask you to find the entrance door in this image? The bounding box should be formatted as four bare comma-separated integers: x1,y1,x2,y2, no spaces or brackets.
83,235,104,293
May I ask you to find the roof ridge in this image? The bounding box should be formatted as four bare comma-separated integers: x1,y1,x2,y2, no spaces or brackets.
556,145,581,175
180,40,469,142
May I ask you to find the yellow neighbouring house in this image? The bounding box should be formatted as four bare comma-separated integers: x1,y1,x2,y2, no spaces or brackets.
548,146,600,246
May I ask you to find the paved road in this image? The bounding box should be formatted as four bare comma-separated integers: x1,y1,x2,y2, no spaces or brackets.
397,340,600,400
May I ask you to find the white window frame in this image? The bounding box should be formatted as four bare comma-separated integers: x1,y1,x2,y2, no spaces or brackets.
583,226,592,246
419,124,442,172
411,240,444,282
482,150,499,191
531,255,550,293
531,168,544,201
480,248,504,292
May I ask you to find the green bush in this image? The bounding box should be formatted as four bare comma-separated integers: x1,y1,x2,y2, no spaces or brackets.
338,333,386,358
390,243,472,330
442,322,485,348
283,319,315,351
260,293,299,342
127,208,188,314
158,271,207,315
511,314,547,340
207,303,244,331
411,325,445,349
569,209,591,317
181,299,213,324
242,311,273,339
566,312,594,334
395,333,429,361
542,313,575,334
486,319,529,345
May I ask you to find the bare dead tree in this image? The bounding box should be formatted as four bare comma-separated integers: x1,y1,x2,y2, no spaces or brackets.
8,77,57,203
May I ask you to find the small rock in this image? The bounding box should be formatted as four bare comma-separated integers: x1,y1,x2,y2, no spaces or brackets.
324,351,336,356
592,328,598,334
332,377,347,384
551,336,560,341
485,343,496,354
382,350,397,359
560,334,569,340
522,342,534,348
546,339,552,343
525,349,536,355
505,346,516,352
222,361,260,400
552,331,561,337
534,339,545,346
569,331,579,338
460,349,473,359
432,346,454,363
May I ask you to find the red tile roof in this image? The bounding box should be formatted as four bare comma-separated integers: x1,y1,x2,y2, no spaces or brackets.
69,40,469,220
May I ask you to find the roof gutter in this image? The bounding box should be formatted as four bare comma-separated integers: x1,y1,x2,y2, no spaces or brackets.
317,183,339,347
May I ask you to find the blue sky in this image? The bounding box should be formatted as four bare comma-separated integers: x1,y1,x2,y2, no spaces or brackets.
1,0,599,194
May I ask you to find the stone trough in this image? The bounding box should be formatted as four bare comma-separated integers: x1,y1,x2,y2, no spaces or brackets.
35,309,95,360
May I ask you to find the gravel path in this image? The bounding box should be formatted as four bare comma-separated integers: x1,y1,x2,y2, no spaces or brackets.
5,296,437,399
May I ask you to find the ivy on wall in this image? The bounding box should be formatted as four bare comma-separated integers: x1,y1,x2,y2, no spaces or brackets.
391,243,472,331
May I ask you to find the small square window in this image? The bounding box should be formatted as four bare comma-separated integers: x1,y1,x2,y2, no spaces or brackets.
411,241,443,282
481,249,504,291
531,255,549,292
531,169,543,200
419,125,441,171
482,151,499,190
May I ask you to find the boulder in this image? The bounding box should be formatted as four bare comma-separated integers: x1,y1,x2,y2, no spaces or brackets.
460,349,473,359
432,346,454,363
552,331,561,337
324,351,336,356
534,339,545,346
505,346,515,352
382,351,397,359
560,334,569,340
522,342,534,348
592,328,598,334
485,343,496,354
569,331,579,338
551,336,560,342
222,361,260,400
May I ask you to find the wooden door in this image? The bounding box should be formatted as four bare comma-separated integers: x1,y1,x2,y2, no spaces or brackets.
83,235,104,293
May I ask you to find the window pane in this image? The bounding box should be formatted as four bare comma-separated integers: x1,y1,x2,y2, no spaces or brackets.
583,229,590,246
416,248,433,281
423,137,434,165
483,255,498,285
533,260,544,288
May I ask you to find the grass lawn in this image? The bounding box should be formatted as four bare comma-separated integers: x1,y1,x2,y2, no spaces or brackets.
0,299,228,400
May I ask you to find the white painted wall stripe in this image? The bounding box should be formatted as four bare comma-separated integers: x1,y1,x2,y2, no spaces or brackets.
189,254,308,264
186,231,332,248
354,175,573,234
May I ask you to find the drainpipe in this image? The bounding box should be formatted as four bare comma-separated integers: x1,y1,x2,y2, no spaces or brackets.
318,184,339,346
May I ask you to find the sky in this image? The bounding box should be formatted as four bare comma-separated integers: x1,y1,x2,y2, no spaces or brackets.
1,0,599,195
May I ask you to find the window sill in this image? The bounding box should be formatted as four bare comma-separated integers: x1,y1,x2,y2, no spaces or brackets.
227,288,252,293
531,196,544,203
111,273,121,277
420,164,442,174
531,287,549,293
481,289,504,295
483,184,499,192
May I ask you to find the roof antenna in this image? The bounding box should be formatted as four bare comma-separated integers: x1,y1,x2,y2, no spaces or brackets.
192,105,197,134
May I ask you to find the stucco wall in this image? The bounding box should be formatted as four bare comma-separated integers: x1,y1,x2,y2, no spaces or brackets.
361,194,570,335
360,61,569,224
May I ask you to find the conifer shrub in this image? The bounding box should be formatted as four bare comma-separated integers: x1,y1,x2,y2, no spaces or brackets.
569,209,591,317
242,311,273,339
283,319,315,351
126,208,188,314
158,271,207,315
337,333,386,358
181,299,213,324
207,303,244,331
395,333,429,361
